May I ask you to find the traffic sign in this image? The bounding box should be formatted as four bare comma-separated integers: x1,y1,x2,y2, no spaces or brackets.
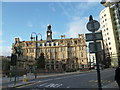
86,20,100,32
85,32,103,41
89,42,102,53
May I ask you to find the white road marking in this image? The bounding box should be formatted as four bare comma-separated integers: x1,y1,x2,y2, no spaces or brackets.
45,83,55,88
55,84,63,88
44,83,63,88
39,83,48,87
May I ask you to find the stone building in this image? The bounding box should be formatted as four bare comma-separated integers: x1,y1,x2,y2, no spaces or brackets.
12,24,88,72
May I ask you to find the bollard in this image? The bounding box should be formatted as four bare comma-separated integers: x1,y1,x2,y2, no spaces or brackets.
23,75,26,82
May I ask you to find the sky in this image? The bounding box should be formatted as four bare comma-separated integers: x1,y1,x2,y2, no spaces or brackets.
1,1,105,56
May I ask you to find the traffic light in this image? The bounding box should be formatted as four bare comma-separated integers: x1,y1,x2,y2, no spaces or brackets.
11,54,17,66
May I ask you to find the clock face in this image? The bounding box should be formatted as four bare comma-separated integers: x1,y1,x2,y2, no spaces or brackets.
48,33,50,35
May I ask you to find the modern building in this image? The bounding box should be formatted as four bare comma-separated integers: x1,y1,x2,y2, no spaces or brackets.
100,0,120,67
12,24,88,72
87,53,96,68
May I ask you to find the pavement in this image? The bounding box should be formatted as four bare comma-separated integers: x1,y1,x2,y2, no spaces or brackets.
103,81,119,88
1,70,119,89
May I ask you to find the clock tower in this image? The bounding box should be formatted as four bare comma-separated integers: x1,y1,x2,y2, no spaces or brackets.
46,24,52,42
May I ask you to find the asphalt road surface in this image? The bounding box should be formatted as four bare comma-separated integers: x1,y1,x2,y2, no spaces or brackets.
16,68,115,89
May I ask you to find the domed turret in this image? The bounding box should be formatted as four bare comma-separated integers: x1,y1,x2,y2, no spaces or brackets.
46,24,52,42
47,24,51,31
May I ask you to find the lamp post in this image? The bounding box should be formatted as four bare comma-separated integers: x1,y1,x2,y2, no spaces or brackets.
31,32,42,59
30,32,42,78
91,16,102,90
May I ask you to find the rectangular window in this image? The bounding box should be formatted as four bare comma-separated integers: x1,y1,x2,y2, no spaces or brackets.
50,54,54,59
56,53,59,58
56,48,59,52
30,49,34,53
41,49,44,53
46,49,50,52
62,48,66,52
68,47,72,51
42,43,45,46
47,43,49,46
68,52,71,58
81,52,83,57
80,47,83,50
51,42,54,46
62,54,65,59
72,53,75,57
26,49,28,53
50,49,54,52
56,42,58,46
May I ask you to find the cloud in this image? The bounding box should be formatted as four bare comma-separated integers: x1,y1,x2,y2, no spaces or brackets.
58,2,72,18
0,40,5,44
74,2,98,16
65,16,89,38
65,15,101,38
58,2,101,38
76,2,96,11
58,2,98,20
0,46,12,56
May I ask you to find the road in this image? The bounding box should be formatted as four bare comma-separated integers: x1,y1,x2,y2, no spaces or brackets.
15,68,116,89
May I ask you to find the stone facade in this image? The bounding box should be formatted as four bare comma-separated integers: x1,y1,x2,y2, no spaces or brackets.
12,25,88,71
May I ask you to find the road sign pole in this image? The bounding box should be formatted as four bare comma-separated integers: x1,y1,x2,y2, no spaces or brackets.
93,32,102,90
86,15,102,90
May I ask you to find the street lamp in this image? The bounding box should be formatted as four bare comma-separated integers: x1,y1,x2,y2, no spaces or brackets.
31,32,42,59
31,32,42,41
30,32,42,78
